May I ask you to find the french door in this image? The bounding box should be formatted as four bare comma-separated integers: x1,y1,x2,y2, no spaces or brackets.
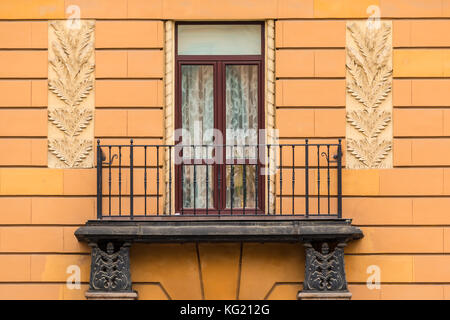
175,59,264,214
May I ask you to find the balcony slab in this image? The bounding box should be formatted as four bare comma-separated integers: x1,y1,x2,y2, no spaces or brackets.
75,217,363,243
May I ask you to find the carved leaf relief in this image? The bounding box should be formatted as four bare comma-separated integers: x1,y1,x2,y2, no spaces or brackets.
346,110,391,139
48,108,93,137
48,138,93,168
347,138,392,169
346,21,393,169
48,20,95,168
48,22,94,108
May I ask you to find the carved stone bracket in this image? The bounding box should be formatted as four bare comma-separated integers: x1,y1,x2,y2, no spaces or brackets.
85,241,137,300
298,241,351,300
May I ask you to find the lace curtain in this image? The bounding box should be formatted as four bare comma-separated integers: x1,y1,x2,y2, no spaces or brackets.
181,64,258,209
181,65,214,209
225,65,258,208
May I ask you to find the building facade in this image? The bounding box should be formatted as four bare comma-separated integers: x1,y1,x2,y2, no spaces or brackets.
1,0,450,300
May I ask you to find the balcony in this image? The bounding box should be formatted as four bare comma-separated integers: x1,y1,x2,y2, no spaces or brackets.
75,140,363,299
96,140,344,218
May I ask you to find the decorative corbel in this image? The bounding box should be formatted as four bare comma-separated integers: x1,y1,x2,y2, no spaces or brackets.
298,241,352,300
85,241,138,300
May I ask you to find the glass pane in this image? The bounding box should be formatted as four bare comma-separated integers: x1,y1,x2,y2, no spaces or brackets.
181,65,214,160
182,165,214,209
178,25,261,55
181,65,214,209
226,165,256,209
225,65,258,160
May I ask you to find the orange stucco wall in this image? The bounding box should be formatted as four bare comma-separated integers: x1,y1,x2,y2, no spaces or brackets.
1,0,450,300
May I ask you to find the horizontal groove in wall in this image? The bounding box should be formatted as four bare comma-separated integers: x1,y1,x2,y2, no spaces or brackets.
276,106,345,109
0,165,49,168
0,78,47,80
279,136,345,140
0,136,47,139
94,106,163,109
95,77,164,80
393,165,450,168
96,136,163,139
0,19,163,22
96,79,162,81
393,77,450,80
394,137,450,140
275,77,345,80
277,77,450,80
0,137,45,140
351,225,450,228
277,18,450,21
96,47,163,51
95,18,167,21
0,48,47,51
96,46,163,50
0,195,96,198
342,194,450,198
392,45,450,51
0,18,450,23
0,107,47,110
394,47,450,50
276,47,345,50
393,106,450,109
0,167,164,170
393,136,450,139
275,164,450,169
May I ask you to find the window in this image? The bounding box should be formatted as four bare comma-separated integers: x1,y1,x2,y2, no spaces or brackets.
175,22,265,214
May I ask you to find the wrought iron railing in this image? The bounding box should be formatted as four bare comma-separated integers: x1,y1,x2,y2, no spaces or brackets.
96,140,343,219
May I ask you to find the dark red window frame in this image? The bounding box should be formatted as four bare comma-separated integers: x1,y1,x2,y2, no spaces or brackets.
174,21,265,215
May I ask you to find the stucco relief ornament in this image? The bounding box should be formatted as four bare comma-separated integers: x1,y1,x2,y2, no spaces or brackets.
48,20,95,168
346,22,393,169
90,242,132,292
303,242,348,292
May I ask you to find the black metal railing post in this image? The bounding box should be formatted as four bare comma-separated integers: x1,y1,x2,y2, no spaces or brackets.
305,139,309,218
206,146,209,215
169,145,172,215
316,145,320,215
279,145,283,215
129,139,134,219
156,145,160,215
291,145,295,215
144,145,147,215
96,139,103,219
337,139,343,219
119,146,122,216
267,144,270,214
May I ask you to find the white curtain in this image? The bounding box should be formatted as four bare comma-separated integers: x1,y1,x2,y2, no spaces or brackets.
181,65,214,209
225,65,258,209
181,64,259,209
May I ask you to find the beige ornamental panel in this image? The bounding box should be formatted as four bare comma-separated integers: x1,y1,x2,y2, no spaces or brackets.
48,20,95,168
346,21,393,169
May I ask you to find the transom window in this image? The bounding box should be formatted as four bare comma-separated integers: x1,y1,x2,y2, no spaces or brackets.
175,22,265,214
